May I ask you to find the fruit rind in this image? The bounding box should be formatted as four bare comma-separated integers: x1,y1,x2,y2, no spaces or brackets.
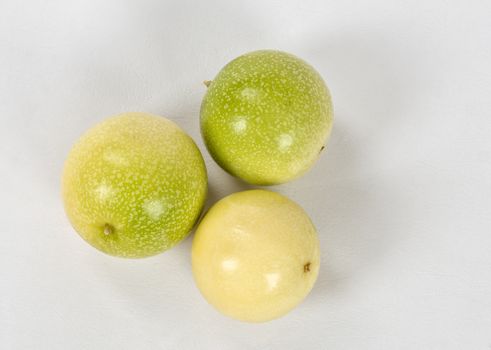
200,50,333,185
192,189,320,322
62,112,207,258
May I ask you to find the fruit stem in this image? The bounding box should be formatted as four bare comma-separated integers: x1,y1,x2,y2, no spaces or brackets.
103,223,113,235
203,80,212,87
304,262,311,273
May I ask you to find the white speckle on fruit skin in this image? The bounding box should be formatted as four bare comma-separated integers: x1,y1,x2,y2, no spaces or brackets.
221,258,239,272
94,183,116,201
241,87,258,99
143,199,169,220
103,149,129,167
232,117,247,134
277,133,293,152
265,272,280,291
200,50,333,185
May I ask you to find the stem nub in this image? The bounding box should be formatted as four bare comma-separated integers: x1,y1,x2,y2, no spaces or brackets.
203,80,212,87
103,223,113,235
304,262,311,273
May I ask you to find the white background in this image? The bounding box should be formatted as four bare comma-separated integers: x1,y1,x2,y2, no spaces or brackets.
1,0,490,349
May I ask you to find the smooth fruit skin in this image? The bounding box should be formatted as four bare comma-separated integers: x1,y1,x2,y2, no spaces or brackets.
192,190,320,322
62,113,207,258
200,50,333,185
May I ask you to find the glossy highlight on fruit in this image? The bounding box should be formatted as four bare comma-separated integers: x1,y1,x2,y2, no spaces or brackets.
62,113,207,258
200,50,333,185
192,190,320,322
